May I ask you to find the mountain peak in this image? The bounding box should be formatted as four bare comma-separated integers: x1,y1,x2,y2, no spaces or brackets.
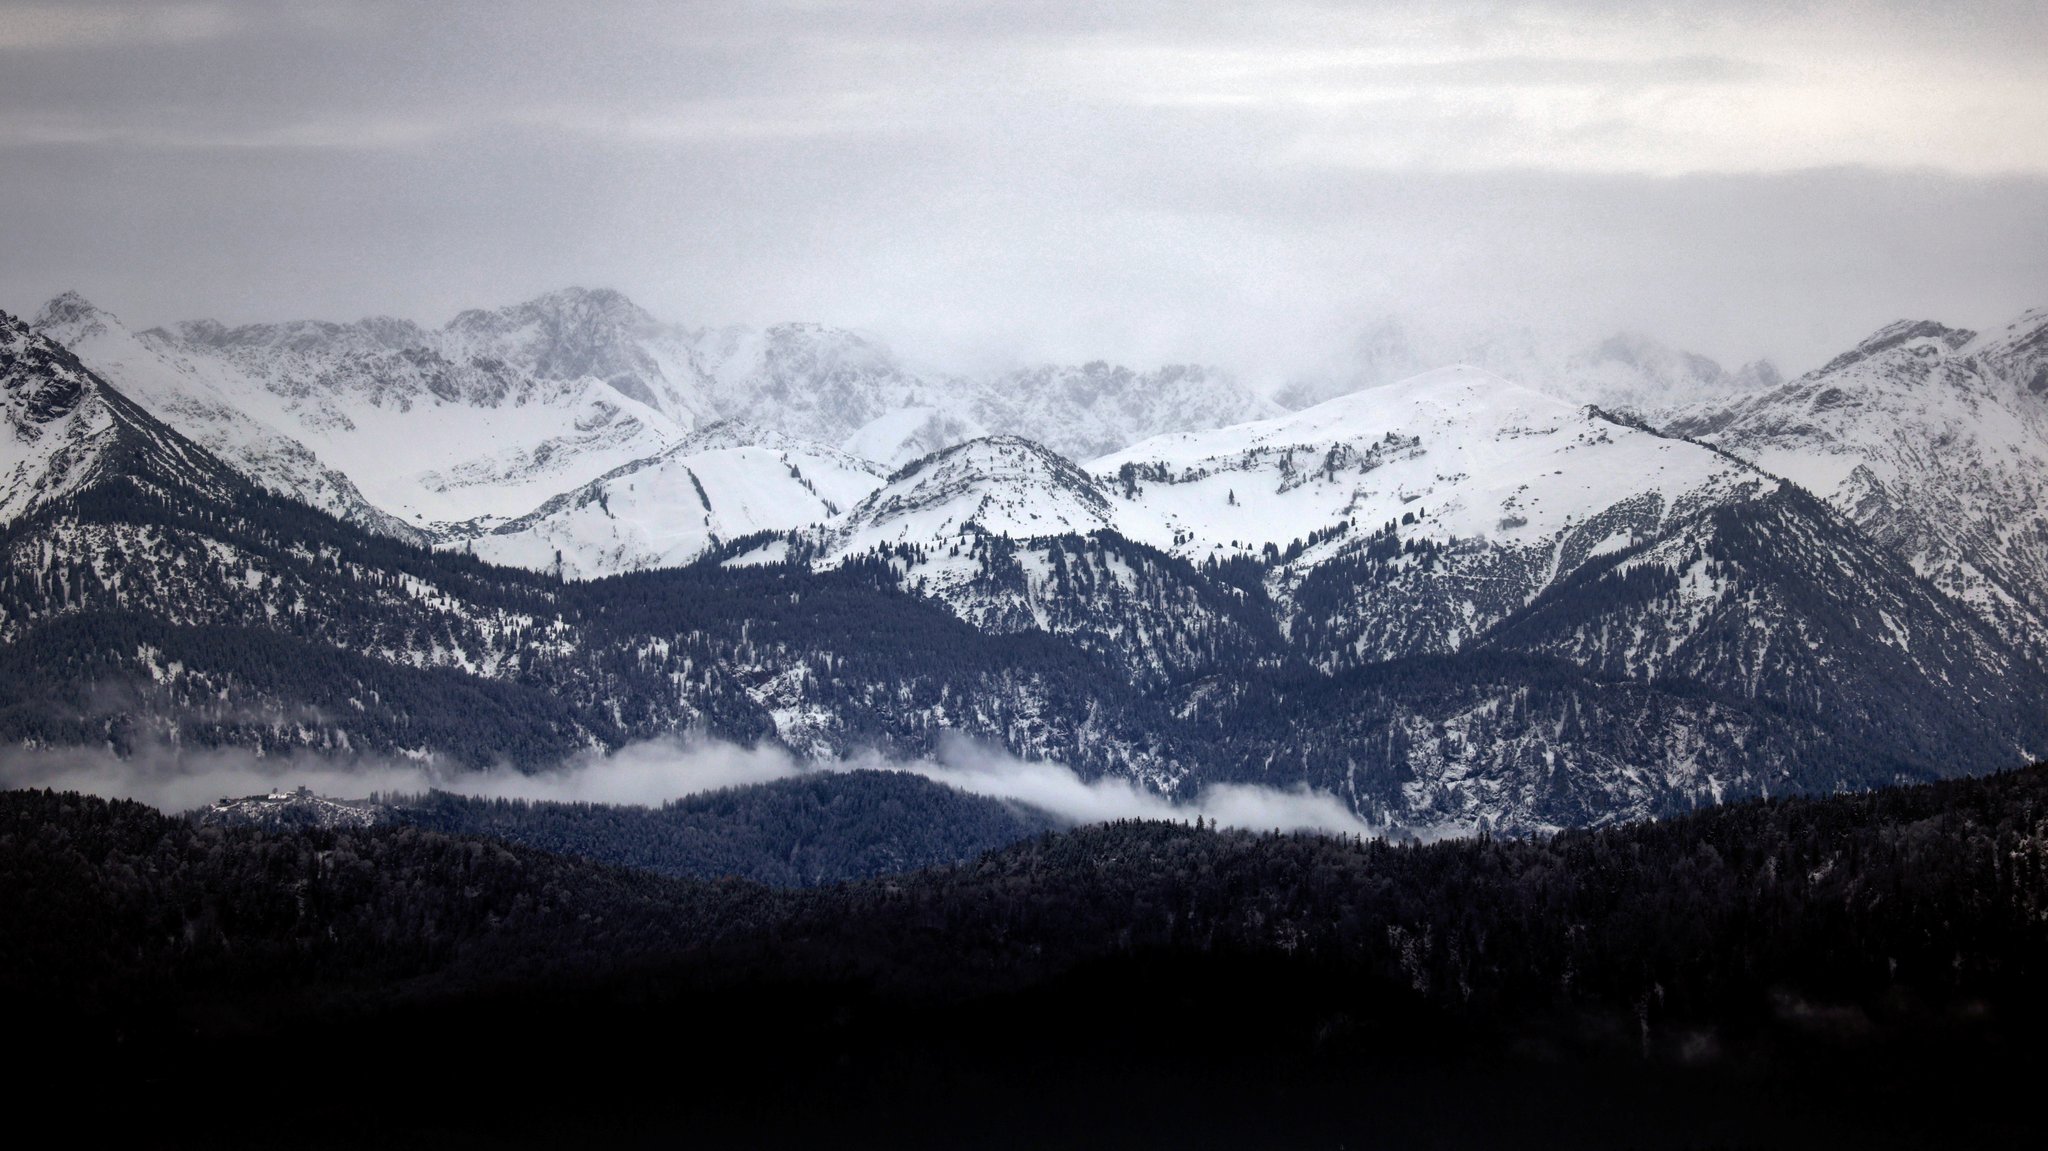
435,286,680,412
1818,319,1976,376
32,291,116,340
444,286,659,337
759,322,890,358
2,309,251,523
522,285,647,318
832,434,1112,557
887,434,1090,485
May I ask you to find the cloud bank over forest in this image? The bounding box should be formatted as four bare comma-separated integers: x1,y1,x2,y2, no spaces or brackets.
0,731,1381,838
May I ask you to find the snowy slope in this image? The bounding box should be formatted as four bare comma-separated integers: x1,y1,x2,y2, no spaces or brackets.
2,309,244,525
1660,310,2048,661
457,422,886,578
828,436,1117,560
1099,366,1769,564
840,405,987,468
155,307,691,526
1093,368,1796,666
30,294,429,544
38,291,690,530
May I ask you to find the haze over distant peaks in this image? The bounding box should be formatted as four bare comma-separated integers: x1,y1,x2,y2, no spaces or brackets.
1281,315,1784,416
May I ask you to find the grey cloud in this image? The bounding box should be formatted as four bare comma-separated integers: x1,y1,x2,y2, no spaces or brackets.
0,0,2042,383
0,2,241,51
1302,54,1775,89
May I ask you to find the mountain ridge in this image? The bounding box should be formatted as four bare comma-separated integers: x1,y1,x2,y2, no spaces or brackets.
1657,308,2048,664
7,302,2048,834
37,288,1284,559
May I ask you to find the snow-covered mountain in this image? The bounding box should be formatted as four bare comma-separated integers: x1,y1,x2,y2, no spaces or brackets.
828,436,1118,560
687,324,1280,467
40,289,1280,560
2,308,244,525
1093,368,1788,667
796,366,2041,772
1659,310,2048,662
7,303,2047,836
30,293,429,543
436,287,713,427
457,422,887,579
1099,366,1759,569
829,367,1785,660
690,322,964,463
34,290,687,532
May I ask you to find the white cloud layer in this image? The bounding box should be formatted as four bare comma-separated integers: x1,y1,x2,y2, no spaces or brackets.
0,731,1381,838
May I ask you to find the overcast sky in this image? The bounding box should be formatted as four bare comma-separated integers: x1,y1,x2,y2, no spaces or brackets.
3,0,2045,379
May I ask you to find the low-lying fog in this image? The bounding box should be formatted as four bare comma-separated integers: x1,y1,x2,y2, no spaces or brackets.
0,730,1378,838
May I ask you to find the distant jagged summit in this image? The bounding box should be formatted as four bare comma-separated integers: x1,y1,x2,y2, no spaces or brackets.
442,286,681,411
32,291,110,339
32,286,1281,561
1657,307,2048,663
445,285,656,333
1,308,247,523
1815,319,1977,376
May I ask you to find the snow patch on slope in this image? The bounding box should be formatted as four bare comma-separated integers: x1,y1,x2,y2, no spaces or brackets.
457,423,886,578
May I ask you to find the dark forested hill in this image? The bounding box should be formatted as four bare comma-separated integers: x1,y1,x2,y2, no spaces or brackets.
8,765,2048,1147
379,770,1058,885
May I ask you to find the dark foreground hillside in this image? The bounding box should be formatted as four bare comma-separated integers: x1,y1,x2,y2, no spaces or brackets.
205,769,1061,886
8,766,2048,1148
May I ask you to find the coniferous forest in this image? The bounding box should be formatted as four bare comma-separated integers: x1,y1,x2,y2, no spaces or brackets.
376,770,1060,886
9,764,2048,1148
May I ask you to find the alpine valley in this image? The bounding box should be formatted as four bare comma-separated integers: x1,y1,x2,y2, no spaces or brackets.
8,290,2048,835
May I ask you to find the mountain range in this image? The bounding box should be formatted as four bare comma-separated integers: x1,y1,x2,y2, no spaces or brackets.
7,290,2047,835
